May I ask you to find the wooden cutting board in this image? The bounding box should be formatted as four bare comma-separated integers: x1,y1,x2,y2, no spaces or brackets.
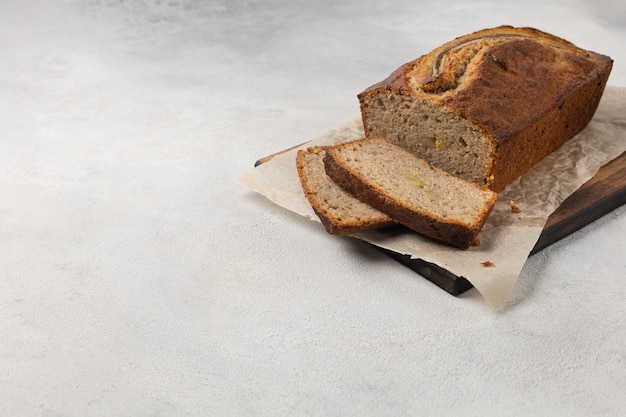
256,149,626,295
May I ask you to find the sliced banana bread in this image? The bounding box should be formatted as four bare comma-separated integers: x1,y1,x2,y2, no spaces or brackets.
296,146,395,235
324,137,497,249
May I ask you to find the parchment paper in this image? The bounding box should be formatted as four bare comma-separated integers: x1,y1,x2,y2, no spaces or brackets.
235,86,626,308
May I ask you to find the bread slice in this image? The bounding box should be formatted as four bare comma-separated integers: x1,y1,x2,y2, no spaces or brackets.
324,137,497,249
358,26,612,191
296,146,395,235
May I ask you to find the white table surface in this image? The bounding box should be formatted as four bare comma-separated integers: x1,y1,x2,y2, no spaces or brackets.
1,1,625,416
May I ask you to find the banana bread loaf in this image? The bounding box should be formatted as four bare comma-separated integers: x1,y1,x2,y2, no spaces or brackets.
296,146,395,235
358,26,612,191
324,137,497,249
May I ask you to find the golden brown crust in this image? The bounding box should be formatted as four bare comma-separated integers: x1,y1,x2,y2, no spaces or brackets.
296,146,395,235
358,25,613,192
484,58,611,190
323,139,497,249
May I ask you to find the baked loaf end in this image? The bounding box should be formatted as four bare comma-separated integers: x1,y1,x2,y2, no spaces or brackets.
296,146,395,235
358,25,613,191
324,137,497,249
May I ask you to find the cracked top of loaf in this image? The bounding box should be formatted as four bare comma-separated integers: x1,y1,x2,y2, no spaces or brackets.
359,25,613,141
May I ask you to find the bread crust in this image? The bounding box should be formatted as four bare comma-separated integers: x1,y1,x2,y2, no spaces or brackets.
324,139,497,249
296,146,395,235
358,26,613,191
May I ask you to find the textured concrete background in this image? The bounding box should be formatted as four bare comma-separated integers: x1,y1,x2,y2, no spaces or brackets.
1,1,625,416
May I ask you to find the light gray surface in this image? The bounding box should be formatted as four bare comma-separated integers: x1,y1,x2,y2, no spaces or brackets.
1,1,625,416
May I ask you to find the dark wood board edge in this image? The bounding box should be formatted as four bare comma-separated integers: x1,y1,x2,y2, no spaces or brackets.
378,247,474,295
255,148,626,296
255,142,307,167
530,150,626,255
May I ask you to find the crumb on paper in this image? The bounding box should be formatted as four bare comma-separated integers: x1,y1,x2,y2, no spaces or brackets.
471,238,481,246
481,261,495,267
509,200,521,213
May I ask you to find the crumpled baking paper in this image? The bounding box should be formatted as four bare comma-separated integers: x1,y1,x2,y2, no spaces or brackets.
235,86,626,308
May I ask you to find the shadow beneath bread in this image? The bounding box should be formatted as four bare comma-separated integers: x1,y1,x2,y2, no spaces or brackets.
352,224,477,296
